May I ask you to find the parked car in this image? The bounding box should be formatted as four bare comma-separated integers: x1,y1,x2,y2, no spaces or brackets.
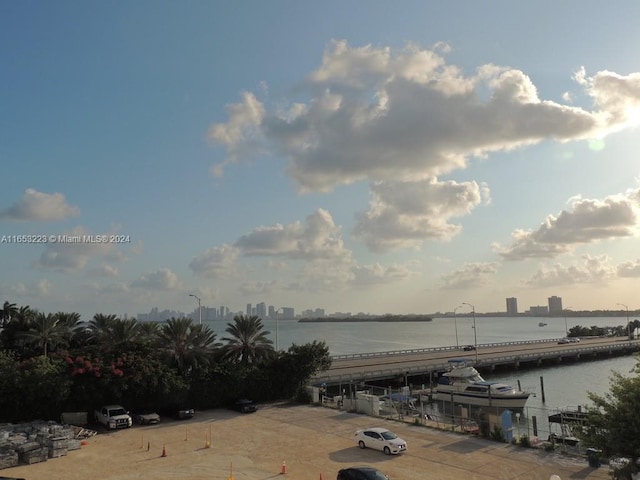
132,409,160,425
354,427,407,455
337,466,389,480
161,403,195,420
233,398,257,413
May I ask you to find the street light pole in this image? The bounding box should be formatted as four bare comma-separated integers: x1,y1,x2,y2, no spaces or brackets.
617,303,630,339
189,294,202,325
564,307,572,336
275,307,283,351
462,302,478,363
453,305,462,347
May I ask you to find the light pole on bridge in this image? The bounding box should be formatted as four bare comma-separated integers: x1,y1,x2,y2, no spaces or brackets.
462,302,478,363
453,305,462,347
617,303,631,340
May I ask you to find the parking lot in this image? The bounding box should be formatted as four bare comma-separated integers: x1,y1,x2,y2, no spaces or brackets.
2,402,611,480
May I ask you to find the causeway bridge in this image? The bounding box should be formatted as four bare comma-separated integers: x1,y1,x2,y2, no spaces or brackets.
312,336,640,386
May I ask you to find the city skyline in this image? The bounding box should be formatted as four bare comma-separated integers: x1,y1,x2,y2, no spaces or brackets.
2,2,640,321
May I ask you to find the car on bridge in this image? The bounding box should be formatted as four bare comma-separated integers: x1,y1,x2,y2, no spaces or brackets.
463,345,476,351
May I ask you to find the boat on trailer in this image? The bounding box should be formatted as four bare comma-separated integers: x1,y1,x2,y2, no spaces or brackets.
432,359,530,409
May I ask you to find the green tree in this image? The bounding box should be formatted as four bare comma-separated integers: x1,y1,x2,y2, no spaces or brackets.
19,312,68,357
157,317,220,375
221,315,274,367
256,340,331,400
582,360,640,476
87,313,119,345
0,301,18,328
54,311,83,348
107,318,142,350
0,305,35,355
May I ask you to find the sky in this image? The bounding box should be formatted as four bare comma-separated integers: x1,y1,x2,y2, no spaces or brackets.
1,1,640,320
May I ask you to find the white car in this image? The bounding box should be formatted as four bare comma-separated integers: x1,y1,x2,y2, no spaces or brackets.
355,427,407,455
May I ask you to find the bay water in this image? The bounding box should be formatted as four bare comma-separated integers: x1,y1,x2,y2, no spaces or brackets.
207,315,639,410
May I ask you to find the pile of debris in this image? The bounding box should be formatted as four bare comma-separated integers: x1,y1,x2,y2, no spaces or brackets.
0,421,96,470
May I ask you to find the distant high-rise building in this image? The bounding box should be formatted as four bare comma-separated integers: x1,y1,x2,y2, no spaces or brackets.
506,297,518,316
246,303,252,316
256,302,267,319
548,296,563,313
529,305,549,315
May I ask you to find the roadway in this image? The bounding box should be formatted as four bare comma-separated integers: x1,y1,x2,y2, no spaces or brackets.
312,336,640,385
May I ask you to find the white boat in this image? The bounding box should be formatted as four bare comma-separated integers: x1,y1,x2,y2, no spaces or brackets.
432,359,530,409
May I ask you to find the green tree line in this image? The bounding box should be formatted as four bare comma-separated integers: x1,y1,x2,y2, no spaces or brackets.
0,301,331,423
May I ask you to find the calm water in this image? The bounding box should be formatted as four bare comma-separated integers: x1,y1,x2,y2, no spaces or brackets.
207,315,639,410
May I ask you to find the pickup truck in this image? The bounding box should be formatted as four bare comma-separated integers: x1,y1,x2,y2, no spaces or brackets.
94,405,132,429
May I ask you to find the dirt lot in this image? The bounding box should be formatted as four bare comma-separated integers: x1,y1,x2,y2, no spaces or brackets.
2,403,610,480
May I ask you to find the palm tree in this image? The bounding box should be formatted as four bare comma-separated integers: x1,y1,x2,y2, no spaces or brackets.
107,318,141,350
54,312,83,347
87,313,118,345
19,312,67,357
1,301,18,328
157,317,220,375
0,305,34,354
221,315,274,367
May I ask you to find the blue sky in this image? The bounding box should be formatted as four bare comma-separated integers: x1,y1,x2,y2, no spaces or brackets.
2,1,640,320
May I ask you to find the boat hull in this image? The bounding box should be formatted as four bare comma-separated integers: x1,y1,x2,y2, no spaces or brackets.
432,390,530,409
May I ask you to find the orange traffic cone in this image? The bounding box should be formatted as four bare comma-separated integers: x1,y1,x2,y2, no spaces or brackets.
280,460,287,474
161,444,167,457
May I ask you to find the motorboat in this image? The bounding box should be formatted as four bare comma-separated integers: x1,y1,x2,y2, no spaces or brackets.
432,359,530,409
538,322,547,327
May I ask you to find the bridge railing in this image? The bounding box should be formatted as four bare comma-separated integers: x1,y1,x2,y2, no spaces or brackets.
314,340,639,384
331,338,567,361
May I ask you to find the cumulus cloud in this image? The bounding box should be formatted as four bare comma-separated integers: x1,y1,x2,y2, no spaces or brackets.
4,279,52,297
209,40,640,193
495,189,640,260
525,254,616,287
440,262,499,289
617,259,640,277
131,268,181,290
353,262,419,285
0,188,80,221
87,264,119,277
353,179,490,252
234,209,352,260
189,244,240,279
32,226,123,273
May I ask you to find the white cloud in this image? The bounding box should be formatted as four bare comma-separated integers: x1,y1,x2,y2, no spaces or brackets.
617,259,640,278
209,41,640,193
525,254,616,287
32,226,123,273
353,179,490,252
189,244,240,279
0,188,80,221
353,262,419,285
495,189,640,260
131,268,181,290
234,209,352,260
6,279,52,297
87,264,119,277
440,262,499,290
